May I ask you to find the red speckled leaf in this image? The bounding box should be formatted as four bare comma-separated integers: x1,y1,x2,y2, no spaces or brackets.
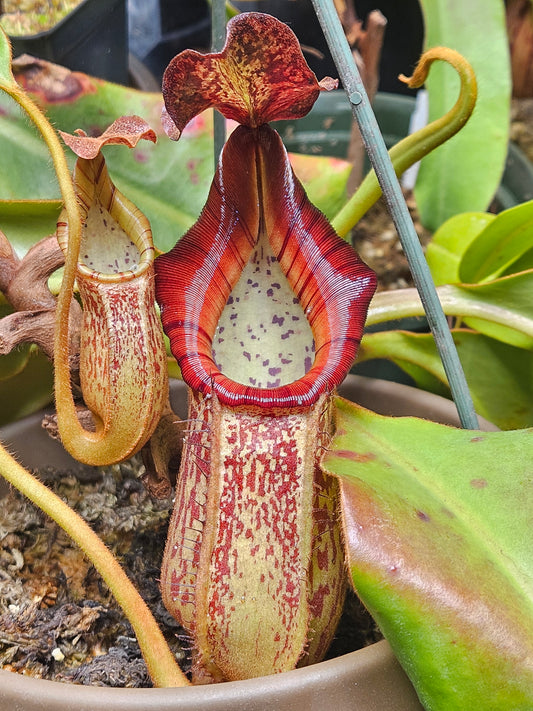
10,54,95,102
162,12,336,135
59,115,157,159
155,124,376,410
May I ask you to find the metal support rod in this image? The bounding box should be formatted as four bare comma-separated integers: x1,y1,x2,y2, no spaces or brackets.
311,0,479,429
211,0,227,168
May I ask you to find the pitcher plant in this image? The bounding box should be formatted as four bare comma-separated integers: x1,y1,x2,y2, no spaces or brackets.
154,12,377,682
55,117,169,465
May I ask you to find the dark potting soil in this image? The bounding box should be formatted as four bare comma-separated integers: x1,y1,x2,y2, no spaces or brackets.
352,189,432,292
0,458,185,686
0,455,381,687
511,97,533,164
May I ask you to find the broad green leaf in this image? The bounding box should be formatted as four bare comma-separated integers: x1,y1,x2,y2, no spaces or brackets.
359,330,448,396
324,400,533,710
0,60,350,254
0,348,53,424
456,271,533,348
360,329,533,430
459,200,533,283
368,272,533,350
454,330,533,429
0,199,62,257
416,0,510,230
426,211,495,285
508,245,533,275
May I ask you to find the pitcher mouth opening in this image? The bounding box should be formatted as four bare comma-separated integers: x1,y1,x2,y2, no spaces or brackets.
156,125,376,412
56,117,158,285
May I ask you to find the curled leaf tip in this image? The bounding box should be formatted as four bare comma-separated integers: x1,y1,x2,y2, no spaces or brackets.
162,12,329,133
398,46,477,96
161,106,181,141
59,115,157,159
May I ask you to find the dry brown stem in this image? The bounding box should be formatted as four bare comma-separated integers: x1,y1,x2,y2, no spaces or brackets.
0,233,81,362
141,401,186,499
333,2,387,192
507,0,533,98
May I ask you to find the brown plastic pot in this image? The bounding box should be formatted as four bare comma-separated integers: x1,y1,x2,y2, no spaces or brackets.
0,376,496,710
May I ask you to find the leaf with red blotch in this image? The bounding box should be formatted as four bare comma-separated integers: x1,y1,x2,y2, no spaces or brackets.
155,124,376,411
59,115,157,159
162,12,337,137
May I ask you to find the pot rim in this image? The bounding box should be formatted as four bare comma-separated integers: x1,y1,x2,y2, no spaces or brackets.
0,639,423,709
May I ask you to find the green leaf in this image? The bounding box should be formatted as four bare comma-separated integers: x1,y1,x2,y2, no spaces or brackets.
0,62,350,253
416,0,510,230
507,245,533,275
0,199,62,257
459,200,533,283
324,400,533,710
456,271,533,348
360,329,449,396
360,329,533,430
426,211,495,285
453,330,533,429
0,348,53,425
367,271,533,350
0,28,15,87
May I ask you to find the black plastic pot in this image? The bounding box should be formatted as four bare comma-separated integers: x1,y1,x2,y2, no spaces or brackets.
129,0,210,84
8,0,129,85
275,90,533,209
231,0,424,94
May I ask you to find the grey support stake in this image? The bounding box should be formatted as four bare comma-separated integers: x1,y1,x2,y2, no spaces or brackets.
211,0,227,169
311,0,479,429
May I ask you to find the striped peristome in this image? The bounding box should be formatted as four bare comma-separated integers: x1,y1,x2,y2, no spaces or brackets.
156,124,376,412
